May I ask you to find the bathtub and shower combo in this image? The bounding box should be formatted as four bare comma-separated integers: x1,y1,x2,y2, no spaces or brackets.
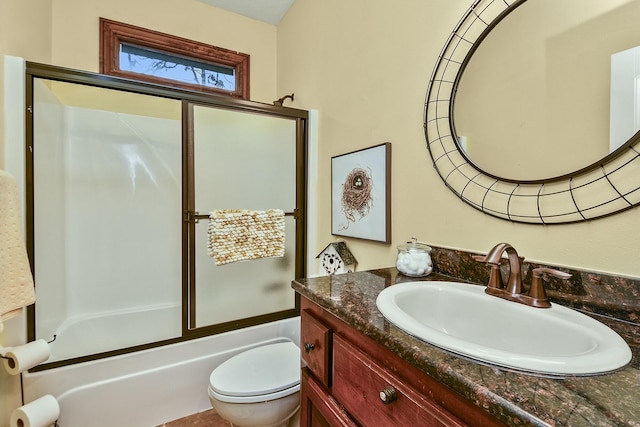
8,59,310,426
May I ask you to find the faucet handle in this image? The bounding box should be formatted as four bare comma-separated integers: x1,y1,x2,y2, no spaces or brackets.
533,267,571,280
528,267,571,308
472,255,505,289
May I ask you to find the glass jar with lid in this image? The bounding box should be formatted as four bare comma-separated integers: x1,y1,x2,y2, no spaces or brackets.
396,237,433,277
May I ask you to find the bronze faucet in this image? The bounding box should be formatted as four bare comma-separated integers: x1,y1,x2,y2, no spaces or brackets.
483,242,523,294
475,243,571,308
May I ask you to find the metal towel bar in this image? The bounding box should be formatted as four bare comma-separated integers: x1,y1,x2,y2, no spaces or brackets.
185,210,299,223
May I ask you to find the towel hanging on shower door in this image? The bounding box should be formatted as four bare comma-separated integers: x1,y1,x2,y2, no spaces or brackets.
207,209,285,266
0,170,35,332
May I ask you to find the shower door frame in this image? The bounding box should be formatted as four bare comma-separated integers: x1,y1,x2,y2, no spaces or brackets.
24,62,308,370
183,101,307,334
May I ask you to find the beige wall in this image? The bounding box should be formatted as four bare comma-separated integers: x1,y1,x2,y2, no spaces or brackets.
278,0,640,278
1,1,52,422
0,0,52,168
49,0,278,103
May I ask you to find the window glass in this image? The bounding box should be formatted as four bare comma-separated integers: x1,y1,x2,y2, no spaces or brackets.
119,43,237,91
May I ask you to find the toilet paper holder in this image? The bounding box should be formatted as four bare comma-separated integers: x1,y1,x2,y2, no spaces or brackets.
0,334,56,355
0,334,56,357
0,335,56,375
1,338,61,427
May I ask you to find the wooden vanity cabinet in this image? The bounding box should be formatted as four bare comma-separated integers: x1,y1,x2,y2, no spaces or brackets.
301,368,358,427
299,297,506,427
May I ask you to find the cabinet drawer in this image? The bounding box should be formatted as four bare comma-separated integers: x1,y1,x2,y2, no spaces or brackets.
301,309,332,387
333,335,467,427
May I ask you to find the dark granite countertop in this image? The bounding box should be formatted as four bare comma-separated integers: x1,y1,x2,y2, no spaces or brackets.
292,268,640,427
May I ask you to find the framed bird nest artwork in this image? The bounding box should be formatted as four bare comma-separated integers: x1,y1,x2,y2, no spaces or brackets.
331,142,391,243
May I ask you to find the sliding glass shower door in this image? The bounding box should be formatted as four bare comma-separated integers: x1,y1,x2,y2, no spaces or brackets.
26,63,306,368
190,106,298,329
32,79,183,362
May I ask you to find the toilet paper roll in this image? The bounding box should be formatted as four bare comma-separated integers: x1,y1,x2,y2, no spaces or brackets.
2,339,50,375
10,394,60,427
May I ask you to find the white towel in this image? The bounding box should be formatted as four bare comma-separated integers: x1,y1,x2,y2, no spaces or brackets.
0,170,35,332
208,209,285,266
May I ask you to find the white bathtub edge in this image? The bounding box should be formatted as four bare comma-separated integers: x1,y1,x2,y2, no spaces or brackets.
22,317,300,427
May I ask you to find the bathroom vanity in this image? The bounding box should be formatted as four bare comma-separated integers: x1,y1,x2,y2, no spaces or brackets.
299,296,503,426
292,265,640,426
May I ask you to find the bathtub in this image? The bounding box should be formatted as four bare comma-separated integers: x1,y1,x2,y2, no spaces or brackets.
22,316,300,427
46,303,183,362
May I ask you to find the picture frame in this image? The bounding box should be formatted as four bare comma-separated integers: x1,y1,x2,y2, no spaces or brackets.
331,142,391,243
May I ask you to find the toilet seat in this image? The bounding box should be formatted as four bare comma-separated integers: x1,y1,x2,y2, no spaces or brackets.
209,341,301,404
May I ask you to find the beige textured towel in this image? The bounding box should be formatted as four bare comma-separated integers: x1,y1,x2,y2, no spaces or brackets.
208,209,285,265
0,170,35,332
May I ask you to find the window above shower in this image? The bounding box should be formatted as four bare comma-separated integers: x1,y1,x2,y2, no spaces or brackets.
100,18,250,99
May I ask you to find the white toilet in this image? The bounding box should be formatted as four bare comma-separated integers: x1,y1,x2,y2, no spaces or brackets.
208,341,301,427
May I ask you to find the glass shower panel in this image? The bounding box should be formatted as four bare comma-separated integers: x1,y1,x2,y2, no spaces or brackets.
192,106,297,328
33,79,183,361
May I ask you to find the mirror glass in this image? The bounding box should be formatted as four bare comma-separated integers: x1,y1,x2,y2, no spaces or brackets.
454,0,640,181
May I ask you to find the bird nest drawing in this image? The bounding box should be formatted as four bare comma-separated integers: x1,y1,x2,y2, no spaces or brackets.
331,142,390,242
340,167,373,226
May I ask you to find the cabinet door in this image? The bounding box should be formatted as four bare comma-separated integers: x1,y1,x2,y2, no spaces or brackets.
301,309,332,387
301,368,358,427
333,335,467,427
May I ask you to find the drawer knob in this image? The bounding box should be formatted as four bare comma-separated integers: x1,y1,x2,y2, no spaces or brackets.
304,342,315,353
379,386,397,404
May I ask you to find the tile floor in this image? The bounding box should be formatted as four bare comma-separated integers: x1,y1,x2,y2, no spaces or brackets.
158,408,232,427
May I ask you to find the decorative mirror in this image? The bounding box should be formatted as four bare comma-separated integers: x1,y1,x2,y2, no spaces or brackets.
424,0,640,224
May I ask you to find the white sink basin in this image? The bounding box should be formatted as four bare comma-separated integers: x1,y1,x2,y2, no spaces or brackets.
376,281,632,376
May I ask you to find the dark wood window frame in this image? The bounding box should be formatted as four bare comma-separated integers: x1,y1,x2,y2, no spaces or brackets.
100,18,250,99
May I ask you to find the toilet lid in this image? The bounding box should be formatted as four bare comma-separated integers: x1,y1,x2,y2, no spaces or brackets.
209,341,300,398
